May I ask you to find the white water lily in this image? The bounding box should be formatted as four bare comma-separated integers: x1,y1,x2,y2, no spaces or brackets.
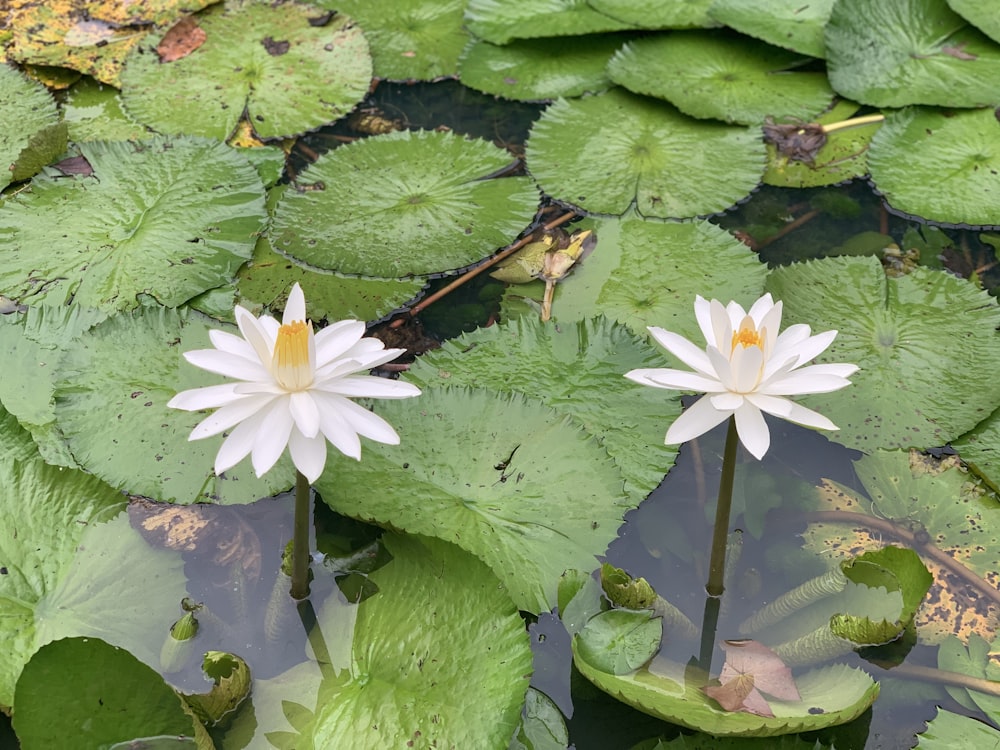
168,283,420,483
625,294,858,459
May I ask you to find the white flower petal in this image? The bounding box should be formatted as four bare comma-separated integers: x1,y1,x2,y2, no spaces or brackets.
315,320,366,364
288,427,327,483
289,390,320,438
190,394,278,439
772,323,812,353
730,344,764,393
251,402,294,477
284,282,306,324
733,402,770,459
184,348,271,381
759,370,855,396
625,368,724,392
664,394,732,444
799,363,859,378
332,396,401,445
314,395,362,460
749,294,778,326
706,346,736,390
234,381,285,395
235,306,274,366
315,375,421,399
757,300,783,352
214,408,269,475
209,329,259,361
776,329,837,368
747,393,837,431
258,315,280,341
711,299,735,353
694,296,715,346
168,383,243,411
710,392,744,411
647,327,714,375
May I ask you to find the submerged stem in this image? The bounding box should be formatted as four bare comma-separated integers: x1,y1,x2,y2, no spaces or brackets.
706,416,739,597
290,470,311,599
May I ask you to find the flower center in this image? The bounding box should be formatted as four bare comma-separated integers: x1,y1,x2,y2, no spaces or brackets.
732,323,764,351
273,320,314,390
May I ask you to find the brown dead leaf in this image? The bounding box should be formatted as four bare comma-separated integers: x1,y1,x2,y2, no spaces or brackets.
156,16,206,63
703,640,800,717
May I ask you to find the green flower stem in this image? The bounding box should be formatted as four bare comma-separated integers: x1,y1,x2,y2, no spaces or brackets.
706,416,738,597
290,470,311,599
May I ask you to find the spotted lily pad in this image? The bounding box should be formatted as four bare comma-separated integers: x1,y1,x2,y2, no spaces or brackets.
120,1,372,139
526,89,765,218
765,255,1000,451
0,64,61,190
608,32,835,125
0,137,266,313
825,0,1000,107
464,0,635,45
708,0,835,58
868,107,1000,227
315,387,634,613
271,129,539,277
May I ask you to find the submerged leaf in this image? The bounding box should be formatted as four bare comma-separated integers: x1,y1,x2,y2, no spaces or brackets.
704,640,800,717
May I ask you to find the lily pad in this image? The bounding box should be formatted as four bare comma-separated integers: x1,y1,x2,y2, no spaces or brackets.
52,305,297,504
510,687,570,750
0,137,266,312
0,405,41,464
867,107,1000,227
314,0,468,80
315,387,634,613
916,707,1000,746
13,637,199,749
459,34,623,101
120,1,372,139
464,0,635,45
525,89,765,218
946,0,1000,45
937,633,1000,717
0,64,61,190
0,459,185,709
406,315,680,500
607,32,835,125
708,0,835,58
765,255,1000,451
271,129,538,277
588,0,715,29
62,76,151,142
825,0,1000,107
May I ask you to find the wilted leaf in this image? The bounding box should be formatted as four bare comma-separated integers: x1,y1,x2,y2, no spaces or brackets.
704,640,800,717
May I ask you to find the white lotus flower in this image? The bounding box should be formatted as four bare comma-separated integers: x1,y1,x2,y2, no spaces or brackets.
168,283,420,483
625,294,858,459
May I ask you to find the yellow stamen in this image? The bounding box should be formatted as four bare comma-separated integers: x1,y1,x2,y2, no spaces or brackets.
273,320,313,390
732,322,763,350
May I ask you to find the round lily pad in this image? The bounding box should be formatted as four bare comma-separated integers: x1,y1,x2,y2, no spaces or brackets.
946,0,1000,44
315,387,635,614
825,0,1000,107
588,0,714,29
708,0,835,58
120,1,372,139
607,32,835,125
526,89,765,218
458,34,623,101
868,106,1000,227
0,64,61,190
271,129,539,277
765,255,1000,451
464,0,635,45
63,77,151,143
313,0,468,80
0,137,266,312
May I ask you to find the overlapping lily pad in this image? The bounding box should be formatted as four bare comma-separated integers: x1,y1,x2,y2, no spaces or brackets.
868,107,1000,227
0,137,266,312
464,0,635,45
946,0,1000,44
62,77,151,142
825,0,1000,107
271,129,539,277
766,255,1000,451
459,34,623,101
916,707,1000,746
607,32,835,125
120,1,372,139
407,315,680,499
525,89,765,218
0,64,62,190
588,0,715,29
52,305,297,504
314,0,468,80
708,0,835,58
315,387,634,613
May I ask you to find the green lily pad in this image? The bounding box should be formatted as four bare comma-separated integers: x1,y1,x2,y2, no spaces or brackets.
765,255,1000,451
0,64,61,190
458,34,623,101
315,387,634,613
120,1,372,139
0,459,185,709
937,633,1000,717
63,76,151,142
708,0,835,58
573,634,878,736
464,0,635,45
607,32,835,125
576,609,662,674
916,707,1000,746
271,129,538,277
406,315,680,500
954,407,1000,493
0,137,266,313
588,0,715,29
946,0,1000,44
763,100,884,188
825,0,1000,107
525,89,765,218
313,0,468,80
284,534,533,748
510,687,570,750
13,637,199,749
0,404,40,464
868,107,1000,227
52,305,296,504
501,214,768,340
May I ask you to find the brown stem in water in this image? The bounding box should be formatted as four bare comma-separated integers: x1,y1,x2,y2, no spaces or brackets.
755,209,821,251
879,661,1000,698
